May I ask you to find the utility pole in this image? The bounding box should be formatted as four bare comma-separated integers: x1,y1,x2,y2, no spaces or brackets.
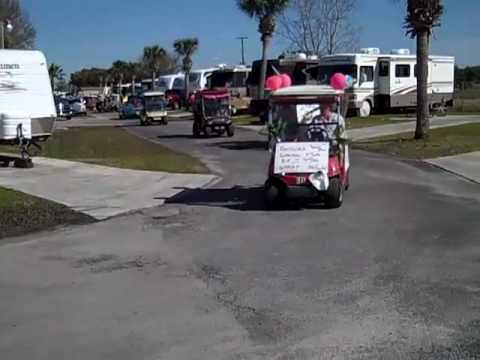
236,36,248,65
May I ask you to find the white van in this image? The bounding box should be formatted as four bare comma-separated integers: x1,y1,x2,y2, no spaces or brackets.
0,50,56,144
141,73,185,92
309,48,455,116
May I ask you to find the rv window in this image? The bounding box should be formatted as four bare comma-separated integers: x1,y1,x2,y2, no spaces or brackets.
360,66,374,82
172,78,185,89
379,62,389,77
395,65,411,78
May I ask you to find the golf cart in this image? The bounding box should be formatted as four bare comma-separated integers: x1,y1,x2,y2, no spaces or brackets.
192,89,235,138
140,91,168,126
265,85,350,209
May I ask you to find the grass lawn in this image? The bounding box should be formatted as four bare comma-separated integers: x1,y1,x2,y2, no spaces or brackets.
1,127,208,173
346,115,411,129
0,187,93,240
232,114,262,126
354,123,480,159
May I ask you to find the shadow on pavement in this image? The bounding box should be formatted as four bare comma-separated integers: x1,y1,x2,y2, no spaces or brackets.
160,186,266,211
209,140,267,151
157,134,196,140
161,186,328,212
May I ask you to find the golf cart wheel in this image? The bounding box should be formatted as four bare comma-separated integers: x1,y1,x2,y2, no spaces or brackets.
264,180,285,210
162,117,168,125
203,126,212,138
1,160,10,167
140,117,146,126
325,178,344,209
192,122,201,137
172,102,179,110
13,158,34,169
226,124,235,137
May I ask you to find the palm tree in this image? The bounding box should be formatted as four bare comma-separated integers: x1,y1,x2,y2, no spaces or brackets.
142,45,169,90
237,0,290,100
48,63,64,92
404,0,444,139
173,38,199,105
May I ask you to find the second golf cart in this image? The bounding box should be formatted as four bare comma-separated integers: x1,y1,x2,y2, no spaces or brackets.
140,91,168,126
192,89,235,137
265,85,350,208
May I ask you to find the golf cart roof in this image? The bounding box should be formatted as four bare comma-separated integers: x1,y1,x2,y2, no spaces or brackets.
199,89,230,100
143,91,165,97
271,85,344,98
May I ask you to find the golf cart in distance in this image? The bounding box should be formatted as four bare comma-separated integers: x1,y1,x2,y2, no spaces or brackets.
265,85,350,209
192,89,235,138
140,91,168,126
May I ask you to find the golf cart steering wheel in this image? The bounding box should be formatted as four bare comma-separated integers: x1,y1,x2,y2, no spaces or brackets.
307,125,329,142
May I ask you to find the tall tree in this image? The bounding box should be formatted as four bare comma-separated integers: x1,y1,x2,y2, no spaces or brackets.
237,0,290,100
404,0,444,139
142,45,171,90
173,37,199,103
0,0,36,49
280,0,358,56
48,63,65,92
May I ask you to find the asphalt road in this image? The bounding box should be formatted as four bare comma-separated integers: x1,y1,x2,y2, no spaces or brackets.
1,118,480,359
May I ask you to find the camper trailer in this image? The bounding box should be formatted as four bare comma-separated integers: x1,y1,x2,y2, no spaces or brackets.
189,68,218,92
248,53,321,117
209,65,251,114
0,50,57,167
308,48,455,117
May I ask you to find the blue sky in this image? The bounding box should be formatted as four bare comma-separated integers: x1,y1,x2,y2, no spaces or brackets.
22,0,479,75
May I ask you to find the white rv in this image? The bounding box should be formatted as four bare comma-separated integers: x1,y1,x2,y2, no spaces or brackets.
189,67,218,92
309,48,455,117
0,50,56,148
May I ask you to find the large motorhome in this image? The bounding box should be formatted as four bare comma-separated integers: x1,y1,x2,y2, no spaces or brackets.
208,65,251,114
307,48,455,117
248,54,321,116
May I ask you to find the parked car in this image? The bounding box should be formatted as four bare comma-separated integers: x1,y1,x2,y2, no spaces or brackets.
119,95,144,119
68,97,87,116
54,96,72,120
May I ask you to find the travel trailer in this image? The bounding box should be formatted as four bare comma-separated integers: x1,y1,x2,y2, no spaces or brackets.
307,48,455,117
141,73,185,92
0,50,57,167
248,53,321,117
209,65,251,114
189,67,218,92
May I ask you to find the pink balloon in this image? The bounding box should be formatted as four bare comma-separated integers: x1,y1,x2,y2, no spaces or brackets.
280,74,292,88
330,73,348,90
266,75,283,91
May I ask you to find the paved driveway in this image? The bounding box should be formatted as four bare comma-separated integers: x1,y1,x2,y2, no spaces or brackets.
0,157,216,220
1,121,479,359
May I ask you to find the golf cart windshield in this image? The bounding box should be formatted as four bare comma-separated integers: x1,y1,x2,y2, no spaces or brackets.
144,96,166,110
271,99,343,142
204,97,230,118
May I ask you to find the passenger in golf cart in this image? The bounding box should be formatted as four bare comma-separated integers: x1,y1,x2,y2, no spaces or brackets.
192,89,235,138
140,91,168,126
265,85,350,209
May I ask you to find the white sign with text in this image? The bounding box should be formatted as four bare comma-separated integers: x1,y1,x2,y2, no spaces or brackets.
274,142,330,174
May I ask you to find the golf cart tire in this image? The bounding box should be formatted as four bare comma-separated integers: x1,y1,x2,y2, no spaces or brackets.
203,126,212,138
162,117,168,125
325,178,344,209
14,158,34,169
193,122,201,137
226,124,235,137
264,179,286,210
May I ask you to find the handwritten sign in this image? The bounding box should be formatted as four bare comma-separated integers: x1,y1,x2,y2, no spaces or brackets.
274,142,330,174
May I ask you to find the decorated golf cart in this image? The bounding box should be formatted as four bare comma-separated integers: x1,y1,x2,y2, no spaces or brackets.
265,84,350,208
139,91,168,126
192,89,235,138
